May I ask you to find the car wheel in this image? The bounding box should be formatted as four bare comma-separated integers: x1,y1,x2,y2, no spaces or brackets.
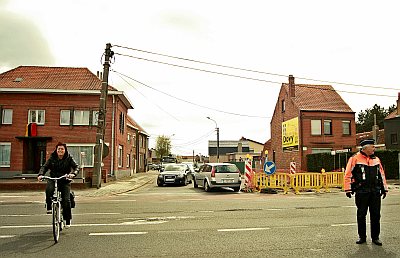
204,180,210,192
232,187,240,192
193,178,198,188
157,180,163,187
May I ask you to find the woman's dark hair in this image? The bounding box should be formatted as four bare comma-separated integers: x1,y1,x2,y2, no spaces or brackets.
55,142,68,151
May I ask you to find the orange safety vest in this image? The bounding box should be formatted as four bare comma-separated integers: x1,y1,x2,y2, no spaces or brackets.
344,151,388,193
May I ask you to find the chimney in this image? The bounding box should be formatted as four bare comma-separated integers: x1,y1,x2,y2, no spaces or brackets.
238,142,243,153
397,92,400,115
289,75,295,97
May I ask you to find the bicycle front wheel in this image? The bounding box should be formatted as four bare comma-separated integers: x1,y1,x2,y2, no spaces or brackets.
52,202,61,243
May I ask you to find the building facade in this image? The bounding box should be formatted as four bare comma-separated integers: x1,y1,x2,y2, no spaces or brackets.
269,75,356,172
384,93,400,150
0,66,148,180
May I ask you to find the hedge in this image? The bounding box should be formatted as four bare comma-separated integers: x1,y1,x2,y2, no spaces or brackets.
307,150,399,179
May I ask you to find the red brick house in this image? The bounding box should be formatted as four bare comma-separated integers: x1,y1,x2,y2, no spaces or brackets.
0,66,148,180
269,75,356,172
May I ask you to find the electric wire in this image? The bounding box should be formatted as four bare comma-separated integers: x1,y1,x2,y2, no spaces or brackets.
112,70,270,118
114,72,180,121
113,53,397,98
112,45,400,91
173,129,215,147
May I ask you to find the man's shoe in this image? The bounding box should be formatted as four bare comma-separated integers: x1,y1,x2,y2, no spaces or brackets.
372,239,382,246
65,220,71,229
356,238,366,244
46,210,52,214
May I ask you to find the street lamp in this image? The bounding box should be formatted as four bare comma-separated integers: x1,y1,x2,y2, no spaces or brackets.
207,117,219,162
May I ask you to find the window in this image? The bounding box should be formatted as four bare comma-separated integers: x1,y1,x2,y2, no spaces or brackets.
28,110,45,125
127,133,131,142
0,143,11,167
324,120,332,135
311,148,332,154
60,110,71,125
391,134,398,145
281,99,285,112
73,110,90,125
118,145,123,167
68,144,95,167
311,120,321,135
127,154,131,168
1,109,13,124
342,120,351,135
119,113,125,134
92,111,99,126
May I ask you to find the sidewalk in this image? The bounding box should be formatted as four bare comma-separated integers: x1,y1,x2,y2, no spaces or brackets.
77,171,158,197
0,171,159,197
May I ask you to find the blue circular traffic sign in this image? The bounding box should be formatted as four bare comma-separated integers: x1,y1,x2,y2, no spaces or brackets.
263,161,276,175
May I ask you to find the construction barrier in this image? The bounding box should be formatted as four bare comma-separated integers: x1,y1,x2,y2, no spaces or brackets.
322,172,344,192
253,172,290,194
251,171,344,194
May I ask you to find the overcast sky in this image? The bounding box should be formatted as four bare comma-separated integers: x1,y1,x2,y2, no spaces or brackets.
1,0,399,156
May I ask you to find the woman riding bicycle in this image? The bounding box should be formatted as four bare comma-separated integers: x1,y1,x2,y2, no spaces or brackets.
37,142,79,228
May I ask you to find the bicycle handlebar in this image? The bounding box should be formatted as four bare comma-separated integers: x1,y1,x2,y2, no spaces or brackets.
40,174,72,181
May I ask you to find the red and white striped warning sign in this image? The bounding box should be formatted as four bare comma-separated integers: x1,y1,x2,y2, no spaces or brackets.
245,159,253,185
290,162,296,174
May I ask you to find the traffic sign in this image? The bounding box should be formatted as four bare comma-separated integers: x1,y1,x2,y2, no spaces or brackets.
263,161,276,175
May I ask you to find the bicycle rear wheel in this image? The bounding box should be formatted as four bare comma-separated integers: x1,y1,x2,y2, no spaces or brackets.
52,202,61,243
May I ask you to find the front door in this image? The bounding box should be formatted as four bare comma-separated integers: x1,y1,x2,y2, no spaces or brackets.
23,140,47,174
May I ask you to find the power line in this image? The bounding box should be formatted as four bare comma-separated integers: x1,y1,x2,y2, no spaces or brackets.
113,53,396,98
173,129,215,147
114,72,180,121
112,70,270,118
112,45,400,91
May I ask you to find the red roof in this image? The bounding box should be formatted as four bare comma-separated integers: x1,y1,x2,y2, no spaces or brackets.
283,83,353,112
0,66,115,91
127,115,148,136
385,109,399,120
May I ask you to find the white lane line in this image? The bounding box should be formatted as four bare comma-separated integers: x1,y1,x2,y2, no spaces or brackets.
0,220,167,229
0,212,120,217
0,235,16,238
89,232,147,236
218,227,270,232
103,200,137,202
331,223,357,227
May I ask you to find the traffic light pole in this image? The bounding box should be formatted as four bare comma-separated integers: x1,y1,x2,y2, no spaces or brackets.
92,43,113,188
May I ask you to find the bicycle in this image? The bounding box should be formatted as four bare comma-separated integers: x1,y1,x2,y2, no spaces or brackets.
41,174,71,243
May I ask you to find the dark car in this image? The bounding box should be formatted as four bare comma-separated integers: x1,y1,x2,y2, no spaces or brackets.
157,163,192,186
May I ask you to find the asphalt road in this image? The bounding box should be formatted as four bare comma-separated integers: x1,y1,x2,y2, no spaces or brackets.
0,182,399,258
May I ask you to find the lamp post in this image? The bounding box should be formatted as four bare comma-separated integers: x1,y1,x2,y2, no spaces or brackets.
207,117,219,162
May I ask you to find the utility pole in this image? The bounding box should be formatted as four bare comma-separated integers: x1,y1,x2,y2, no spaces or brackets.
92,43,113,188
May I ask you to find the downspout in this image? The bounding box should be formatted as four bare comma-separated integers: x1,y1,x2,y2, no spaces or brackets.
110,95,115,177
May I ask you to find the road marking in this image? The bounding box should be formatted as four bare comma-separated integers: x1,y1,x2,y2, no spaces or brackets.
218,227,270,232
89,232,147,236
0,235,16,238
331,223,357,227
103,200,137,202
0,220,167,229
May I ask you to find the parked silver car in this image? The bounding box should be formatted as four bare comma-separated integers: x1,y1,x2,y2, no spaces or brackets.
193,163,241,192
157,163,192,186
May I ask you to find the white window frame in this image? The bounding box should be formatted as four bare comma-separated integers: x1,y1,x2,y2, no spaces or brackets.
67,143,95,167
60,110,71,125
324,120,332,135
118,145,123,168
73,110,90,125
342,120,351,135
311,120,322,135
126,153,131,168
92,110,99,126
0,142,11,167
2,109,13,124
28,110,45,125
311,148,332,154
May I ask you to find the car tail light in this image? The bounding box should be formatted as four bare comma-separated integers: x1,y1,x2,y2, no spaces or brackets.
211,167,215,178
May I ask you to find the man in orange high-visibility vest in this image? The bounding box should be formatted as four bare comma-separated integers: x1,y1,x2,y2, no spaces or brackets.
344,139,388,246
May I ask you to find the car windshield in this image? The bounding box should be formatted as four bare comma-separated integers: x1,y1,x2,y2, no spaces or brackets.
164,164,186,171
215,165,238,173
